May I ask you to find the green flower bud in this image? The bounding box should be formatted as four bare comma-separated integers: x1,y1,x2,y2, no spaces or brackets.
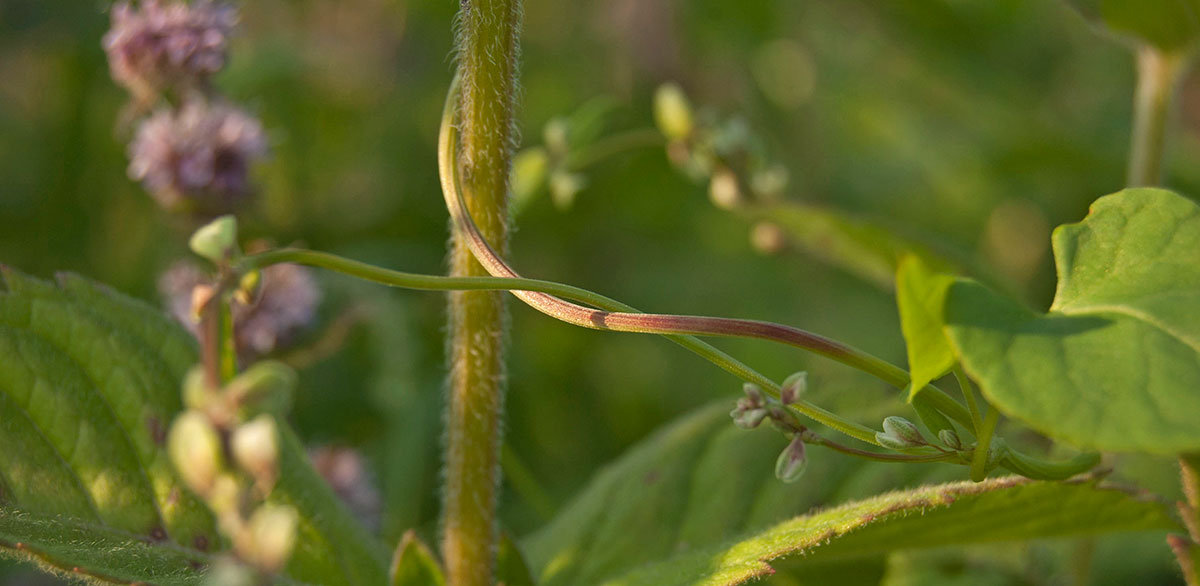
231,414,279,490
182,365,212,411
882,416,925,446
874,431,912,450
779,371,807,405
938,429,963,450
653,83,695,141
189,215,239,263
774,436,808,483
168,411,224,496
226,360,296,416
246,504,298,572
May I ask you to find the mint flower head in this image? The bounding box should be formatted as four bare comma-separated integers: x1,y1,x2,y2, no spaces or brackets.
129,100,267,214
159,261,320,363
103,0,237,100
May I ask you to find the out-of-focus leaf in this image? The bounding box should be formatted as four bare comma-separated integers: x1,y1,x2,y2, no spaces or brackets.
390,531,445,586
1068,0,1200,52
945,188,1200,453
600,477,1175,586
896,254,957,396
744,203,973,291
497,532,536,586
0,269,387,585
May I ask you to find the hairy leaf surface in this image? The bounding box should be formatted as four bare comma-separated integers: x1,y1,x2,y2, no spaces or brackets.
0,269,387,585
523,403,1175,586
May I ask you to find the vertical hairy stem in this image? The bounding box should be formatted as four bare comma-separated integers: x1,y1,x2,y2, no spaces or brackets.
443,1,521,585
1128,46,1186,187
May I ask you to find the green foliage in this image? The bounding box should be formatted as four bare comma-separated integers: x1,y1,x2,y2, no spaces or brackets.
1069,0,1200,51
896,254,957,396
391,532,445,586
946,188,1200,453
0,508,212,586
523,403,1177,586
604,475,1175,586
0,269,387,585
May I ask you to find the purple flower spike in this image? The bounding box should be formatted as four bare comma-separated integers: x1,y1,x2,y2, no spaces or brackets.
103,0,237,99
129,100,267,214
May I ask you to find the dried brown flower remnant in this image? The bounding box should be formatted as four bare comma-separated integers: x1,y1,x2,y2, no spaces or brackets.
160,261,319,362
103,0,237,101
130,100,267,214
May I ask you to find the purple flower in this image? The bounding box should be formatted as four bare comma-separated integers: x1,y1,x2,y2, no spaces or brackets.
159,261,320,363
103,0,237,100
129,100,267,214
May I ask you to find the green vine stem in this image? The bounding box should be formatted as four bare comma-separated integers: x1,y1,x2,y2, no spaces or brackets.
444,0,522,583
236,247,1096,479
1128,46,1187,186
438,76,972,438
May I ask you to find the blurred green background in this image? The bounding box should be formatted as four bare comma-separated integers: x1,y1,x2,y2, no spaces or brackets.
0,0,1195,584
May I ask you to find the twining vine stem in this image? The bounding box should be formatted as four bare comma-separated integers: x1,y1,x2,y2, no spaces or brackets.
237,81,1101,480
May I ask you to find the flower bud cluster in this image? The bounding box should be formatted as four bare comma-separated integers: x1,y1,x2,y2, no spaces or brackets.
729,376,811,483
104,1,267,216
653,83,790,211
169,361,299,575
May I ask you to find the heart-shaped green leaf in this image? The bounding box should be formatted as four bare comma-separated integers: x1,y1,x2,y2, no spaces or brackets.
945,188,1200,453
0,269,387,585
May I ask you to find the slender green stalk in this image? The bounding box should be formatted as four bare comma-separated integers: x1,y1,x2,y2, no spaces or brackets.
953,365,982,433
443,0,522,583
970,408,1001,482
566,128,665,170
240,247,1096,479
239,248,881,444
1128,46,1187,186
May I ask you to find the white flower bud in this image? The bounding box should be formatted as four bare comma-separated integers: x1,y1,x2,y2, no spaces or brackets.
779,371,807,405
246,504,298,572
775,436,808,483
168,411,224,496
231,415,279,490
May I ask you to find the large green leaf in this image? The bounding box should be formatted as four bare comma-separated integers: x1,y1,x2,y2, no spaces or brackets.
522,402,1174,586
945,188,1200,453
0,268,387,585
600,477,1175,586
1068,0,1200,52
